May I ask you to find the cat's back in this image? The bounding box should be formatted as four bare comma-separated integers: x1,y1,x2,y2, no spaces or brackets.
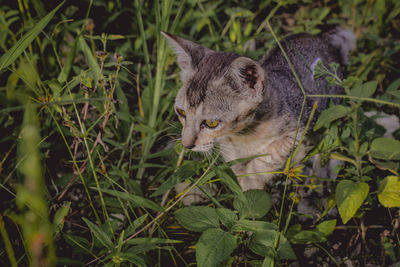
260,29,355,124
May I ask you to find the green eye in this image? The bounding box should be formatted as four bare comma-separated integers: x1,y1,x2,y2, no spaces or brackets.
204,120,220,128
176,108,186,118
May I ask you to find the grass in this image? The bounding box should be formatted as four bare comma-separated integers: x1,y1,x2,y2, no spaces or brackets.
1,0,400,266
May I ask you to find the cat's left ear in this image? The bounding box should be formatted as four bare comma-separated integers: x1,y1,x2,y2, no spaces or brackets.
229,57,265,95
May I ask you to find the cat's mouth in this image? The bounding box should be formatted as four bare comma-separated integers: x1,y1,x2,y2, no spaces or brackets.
190,141,214,152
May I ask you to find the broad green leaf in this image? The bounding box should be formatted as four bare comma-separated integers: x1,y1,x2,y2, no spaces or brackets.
383,236,397,261
350,81,377,98
316,219,336,237
387,78,400,92
387,90,400,98
261,252,275,267
291,220,336,244
216,208,238,229
336,180,369,224
98,188,163,212
196,228,237,267
314,105,351,131
249,229,276,254
233,189,271,219
0,1,64,72
82,218,113,249
370,137,400,160
174,206,219,232
378,176,400,207
277,234,296,260
231,219,277,233
292,230,326,243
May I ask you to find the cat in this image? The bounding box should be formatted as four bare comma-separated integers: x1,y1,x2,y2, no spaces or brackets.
162,27,355,191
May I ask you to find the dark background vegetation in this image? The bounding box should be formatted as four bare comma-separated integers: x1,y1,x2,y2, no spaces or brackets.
0,0,400,266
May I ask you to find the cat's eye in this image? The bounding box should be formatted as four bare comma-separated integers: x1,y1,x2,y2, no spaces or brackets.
204,120,220,128
176,108,186,118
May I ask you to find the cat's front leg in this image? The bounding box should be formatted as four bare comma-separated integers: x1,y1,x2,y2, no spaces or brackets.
234,157,281,191
233,138,306,191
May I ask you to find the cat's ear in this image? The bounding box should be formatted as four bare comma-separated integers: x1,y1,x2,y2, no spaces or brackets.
229,57,265,93
161,32,210,73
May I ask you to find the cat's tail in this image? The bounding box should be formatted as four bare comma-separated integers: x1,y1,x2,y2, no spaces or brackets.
322,26,356,65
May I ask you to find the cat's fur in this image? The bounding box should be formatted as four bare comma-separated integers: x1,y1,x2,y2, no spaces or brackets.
163,27,355,191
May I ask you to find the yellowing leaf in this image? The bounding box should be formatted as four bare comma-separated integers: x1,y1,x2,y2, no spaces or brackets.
336,180,369,224
378,176,400,207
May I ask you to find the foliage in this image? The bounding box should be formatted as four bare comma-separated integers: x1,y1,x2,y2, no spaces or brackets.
0,0,400,266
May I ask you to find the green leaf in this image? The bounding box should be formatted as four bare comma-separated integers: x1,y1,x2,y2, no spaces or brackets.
82,218,113,249
233,189,271,219
0,1,65,72
196,228,237,267
174,206,219,232
125,238,182,245
249,229,276,254
336,180,369,224
290,220,336,244
387,78,400,92
125,214,148,236
387,90,400,98
261,252,275,267
277,235,296,260
350,81,377,98
314,105,351,131
216,208,238,229
118,253,146,267
292,230,326,243
53,202,70,234
215,169,246,202
316,219,336,237
77,34,101,83
231,219,277,233
378,176,400,207
98,188,163,212
116,230,124,255
370,138,400,160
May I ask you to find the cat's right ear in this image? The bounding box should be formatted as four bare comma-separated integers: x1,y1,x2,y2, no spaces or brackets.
161,32,210,74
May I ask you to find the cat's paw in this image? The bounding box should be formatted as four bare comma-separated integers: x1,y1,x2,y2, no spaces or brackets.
175,181,216,205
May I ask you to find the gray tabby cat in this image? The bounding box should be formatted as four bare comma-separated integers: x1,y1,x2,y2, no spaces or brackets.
162,27,355,191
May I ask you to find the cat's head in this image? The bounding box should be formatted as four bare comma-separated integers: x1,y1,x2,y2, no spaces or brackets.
163,32,266,152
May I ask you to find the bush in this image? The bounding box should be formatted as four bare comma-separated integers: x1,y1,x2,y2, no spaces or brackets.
0,0,399,266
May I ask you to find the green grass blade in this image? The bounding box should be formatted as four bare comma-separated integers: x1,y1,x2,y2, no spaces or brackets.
0,1,65,72
77,34,101,83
